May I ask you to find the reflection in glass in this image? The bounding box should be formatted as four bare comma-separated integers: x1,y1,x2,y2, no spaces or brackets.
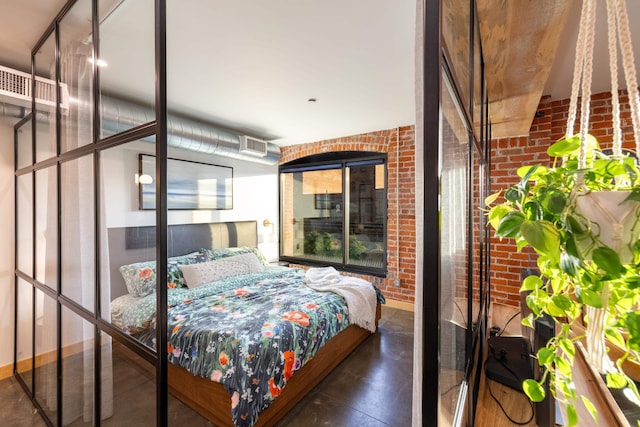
16,117,33,169
61,155,95,312
103,336,156,426
99,141,157,348
99,0,155,138
35,289,58,425
35,33,57,162
439,71,469,422
61,306,95,426
16,279,34,391
59,0,94,153
35,167,58,289
17,173,33,275
347,162,385,269
282,167,344,264
442,0,471,110
471,148,483,329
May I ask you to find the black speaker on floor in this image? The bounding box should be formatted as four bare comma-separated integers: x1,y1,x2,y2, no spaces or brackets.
485,335,532,391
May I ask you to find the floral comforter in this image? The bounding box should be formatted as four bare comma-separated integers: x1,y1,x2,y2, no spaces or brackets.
118,266,383,427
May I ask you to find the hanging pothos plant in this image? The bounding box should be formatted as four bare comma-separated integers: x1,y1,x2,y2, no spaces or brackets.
485,133,640,426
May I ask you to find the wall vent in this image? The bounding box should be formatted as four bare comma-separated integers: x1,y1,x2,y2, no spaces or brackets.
0,64,69,110
239,135,268,156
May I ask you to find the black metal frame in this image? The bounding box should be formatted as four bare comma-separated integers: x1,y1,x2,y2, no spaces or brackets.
421,0,490,425
12,0,170,425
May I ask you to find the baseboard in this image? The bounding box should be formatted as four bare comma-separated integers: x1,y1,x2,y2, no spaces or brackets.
0,363,12,380
385,299,414,311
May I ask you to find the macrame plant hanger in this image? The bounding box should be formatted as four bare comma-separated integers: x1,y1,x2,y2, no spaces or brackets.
567,0,640,373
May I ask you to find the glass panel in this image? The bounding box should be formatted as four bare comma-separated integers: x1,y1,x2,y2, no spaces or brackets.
472,16,483,142
17,172,33,276
34,289,58,425
34,33,57,162
61,155,95,312
61,306,94,426
103,335,156,426
99,140,157,350
442,0,471,110
281,167,343,263
35,167,58,289
59,0,94,153
347,162,385,269
16,117,33,169
439,71,469,420
16,278,34,391
99,0,155,138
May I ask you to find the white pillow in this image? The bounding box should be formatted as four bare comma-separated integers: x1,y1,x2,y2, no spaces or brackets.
179,253,264,288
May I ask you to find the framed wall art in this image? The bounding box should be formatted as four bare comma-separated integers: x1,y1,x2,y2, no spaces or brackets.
138,154,233,210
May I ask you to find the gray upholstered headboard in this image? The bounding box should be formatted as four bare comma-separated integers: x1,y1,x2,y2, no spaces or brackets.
107,221,258,299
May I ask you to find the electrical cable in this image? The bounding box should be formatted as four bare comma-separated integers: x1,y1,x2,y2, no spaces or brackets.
484,341,535,425
497,311,521,336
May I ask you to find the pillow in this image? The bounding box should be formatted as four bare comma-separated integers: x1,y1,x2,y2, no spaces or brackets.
202,246,269,265
119,251,209,297
179,253,264,288
109,293,142,328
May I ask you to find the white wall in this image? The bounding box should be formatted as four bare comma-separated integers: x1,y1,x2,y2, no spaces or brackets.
0,122,15,368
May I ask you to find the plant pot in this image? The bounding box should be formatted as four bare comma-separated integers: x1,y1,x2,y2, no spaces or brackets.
573,190,640,264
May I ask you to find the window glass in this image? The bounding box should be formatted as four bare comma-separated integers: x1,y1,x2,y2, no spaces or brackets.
99,0,155,139
61,154,95,312
347,161,385,269
34,289,58,424
61,306,94,426
439,70,469,419
35,166,58,289
15,278,34,391
104,335,156,426
16,117,33,169
34,33,57,162
280,155,387,275
59,0,93,153
17,172,33,276
99,139,157,352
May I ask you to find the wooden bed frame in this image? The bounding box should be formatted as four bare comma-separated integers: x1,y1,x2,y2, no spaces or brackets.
107,220,380,426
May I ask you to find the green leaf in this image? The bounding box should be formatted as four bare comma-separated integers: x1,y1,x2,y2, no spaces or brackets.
537,347,554,365
566,403,578,427
606,372,628,389
496,211,525,238
604,327,626,350
520,275,543,292
548,136,580,157
580,396,598,422
557,337,575,358
555,356,572,376
520,220,561,257
566,215,586,236
522,379,545,402
542,189,567,214
592,246,623,276
523,200,544,220
623,312,640,352
560,251,579,277
505,186,523,203
579,288,603,308
484,190,501,206
487,205,513,230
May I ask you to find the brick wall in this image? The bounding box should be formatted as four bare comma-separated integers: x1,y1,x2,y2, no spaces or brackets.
280,126,416,304
490,90,636,306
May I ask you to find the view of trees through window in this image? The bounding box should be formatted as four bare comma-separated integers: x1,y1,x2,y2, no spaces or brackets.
280,152,387,276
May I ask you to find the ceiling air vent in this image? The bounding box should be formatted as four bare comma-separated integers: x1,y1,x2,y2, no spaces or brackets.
0,64,69,110
239,135,268,157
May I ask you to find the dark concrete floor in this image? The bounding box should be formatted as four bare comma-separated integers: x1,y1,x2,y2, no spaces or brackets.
1,306,413,426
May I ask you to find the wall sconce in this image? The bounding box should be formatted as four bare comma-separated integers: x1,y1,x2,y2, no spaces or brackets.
135,173,154,185
261,219,276,243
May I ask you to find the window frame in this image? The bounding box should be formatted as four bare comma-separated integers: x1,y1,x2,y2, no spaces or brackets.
279,151,388,277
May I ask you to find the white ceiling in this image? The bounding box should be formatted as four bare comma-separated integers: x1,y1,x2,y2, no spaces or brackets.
1,0,640,144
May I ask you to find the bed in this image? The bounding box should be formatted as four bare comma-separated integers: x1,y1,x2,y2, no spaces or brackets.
107,221,383,427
